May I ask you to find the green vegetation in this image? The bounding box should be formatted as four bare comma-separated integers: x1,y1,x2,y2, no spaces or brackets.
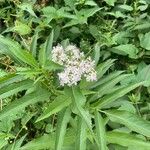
0,0,150,149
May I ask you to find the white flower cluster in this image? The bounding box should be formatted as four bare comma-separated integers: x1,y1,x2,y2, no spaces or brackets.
52,44,97,86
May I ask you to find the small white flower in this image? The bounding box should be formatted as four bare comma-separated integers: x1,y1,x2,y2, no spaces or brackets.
51,45,66,65
51,44,97,86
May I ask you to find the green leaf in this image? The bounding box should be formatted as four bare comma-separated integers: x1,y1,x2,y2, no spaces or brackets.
55,108,71,150
42,6,75,22
90,74,130,101
36,95,71,122
136,65,150,87
64,0,76,9
45,29,54,58
84,0,97,6
0,79,33,99
104,0,117,6
92,82,143,109
18,3,37,17
11,134,27,150
94,42,100,65
21,134,55,150
72,86,92,132
30,33,38,58
139,32,150,50
75,117,87,150
12,21,31,35
104,110,150,137
0,74,24,89
107,131,150,149
96,59,116,79
38,30,54,66
95,111,107,150
112,44,139,58
118,5,133,11
43,60,64,71
0,36,38,67
90,71,124,89
63,7,100,28
0,89,50,120
0,139,7,149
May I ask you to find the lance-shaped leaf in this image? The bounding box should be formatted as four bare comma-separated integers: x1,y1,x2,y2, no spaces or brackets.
0,89,50,120
55,108,71,150
0,79,33,99
72,86,92,132
107,131,150,149
75,117,87,150
104,110,150,137
0,36,38,67
91,82,143,109
36,95,71,122
95,111,107,150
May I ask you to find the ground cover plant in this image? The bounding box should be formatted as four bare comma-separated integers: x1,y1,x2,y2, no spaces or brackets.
0,0,150,149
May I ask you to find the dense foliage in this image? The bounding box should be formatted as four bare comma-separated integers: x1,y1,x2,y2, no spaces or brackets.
0,0,150,149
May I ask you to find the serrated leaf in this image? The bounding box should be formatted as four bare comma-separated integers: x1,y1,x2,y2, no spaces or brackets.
18,3,37,17
107,131,150,149
12,21,31,35
136,65,150,87
0,74,24,89
36,95,71,122
90,71,124,89
104,0,117,6
118,5,133,11
75,117,87,150
0,79,33,99
72,86,92,132
45,29,54,59
63,7,100,28
43,60,64,71
139,32,150,50
92,82,143,109
0,36,38,67
90,74,130,101
94,42,100,65
0,89,50,120
104,110,150,137
11,134,27,150
112,44,139,58
30,33,38,58
21,134,55,150
95,111,107,150
55,108,71,150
